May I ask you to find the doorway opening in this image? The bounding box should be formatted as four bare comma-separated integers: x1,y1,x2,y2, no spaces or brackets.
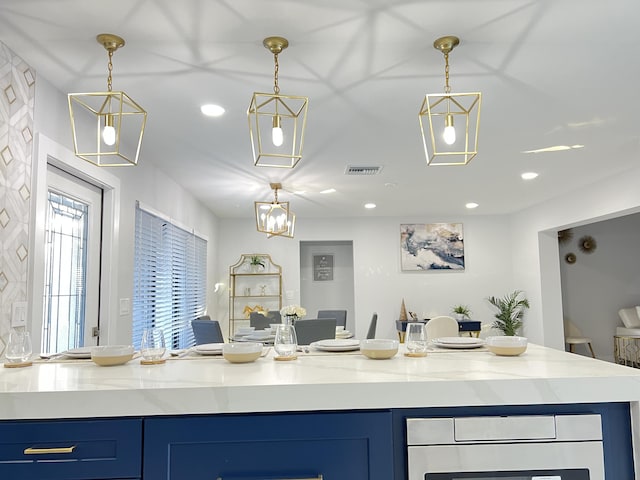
299,241,355,332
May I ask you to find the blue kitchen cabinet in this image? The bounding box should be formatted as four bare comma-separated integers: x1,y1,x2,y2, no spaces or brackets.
0,417,142,479
143,410,394,479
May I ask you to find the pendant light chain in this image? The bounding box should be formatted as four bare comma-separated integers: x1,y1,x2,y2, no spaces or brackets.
106,49,114,92
273,52,280,95
443,51,451,94
273,186,279,204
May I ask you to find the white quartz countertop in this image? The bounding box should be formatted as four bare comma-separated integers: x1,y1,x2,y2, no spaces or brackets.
1,344,639,420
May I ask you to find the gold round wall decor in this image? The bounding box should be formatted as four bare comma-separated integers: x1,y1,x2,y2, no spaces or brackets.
579,235,597,254
565,252,577,264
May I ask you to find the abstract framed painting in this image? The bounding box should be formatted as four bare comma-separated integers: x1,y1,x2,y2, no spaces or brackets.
400,223,464,271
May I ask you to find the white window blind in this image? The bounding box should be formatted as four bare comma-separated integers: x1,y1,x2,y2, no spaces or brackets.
132,204,207,350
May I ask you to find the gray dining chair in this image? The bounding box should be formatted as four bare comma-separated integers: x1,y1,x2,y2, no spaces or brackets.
249,312,272,330
366,313,378,339
191,318,224,345
295,318,337,345
317,310,347,328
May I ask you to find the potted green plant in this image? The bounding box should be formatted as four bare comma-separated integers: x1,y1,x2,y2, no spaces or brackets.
452,305,471,321
487,290,530,336
249,255,265,273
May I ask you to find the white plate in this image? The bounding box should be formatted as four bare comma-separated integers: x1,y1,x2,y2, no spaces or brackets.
243,332,275,341
336,332,354,339
435,336,484,345
62,347,93,359
432,339,485,349
311,339,360,352
194,343,225,355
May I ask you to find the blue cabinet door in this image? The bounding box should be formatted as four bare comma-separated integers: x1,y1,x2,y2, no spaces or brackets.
0,418,142,479
144,411,393,479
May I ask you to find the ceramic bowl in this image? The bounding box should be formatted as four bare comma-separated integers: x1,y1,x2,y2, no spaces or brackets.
222,342,262,363
360,339,399,359
91,345,134,366
486,336,528,356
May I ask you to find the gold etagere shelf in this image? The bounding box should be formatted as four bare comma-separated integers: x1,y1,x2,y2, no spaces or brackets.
228,254,282,337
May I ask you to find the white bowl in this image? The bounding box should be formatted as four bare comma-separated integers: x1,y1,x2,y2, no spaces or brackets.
91,345,134,366
360,339,399,359
485,336,528,356
222,342,262,363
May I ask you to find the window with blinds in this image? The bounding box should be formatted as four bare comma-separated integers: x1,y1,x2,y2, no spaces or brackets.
132,204,207,350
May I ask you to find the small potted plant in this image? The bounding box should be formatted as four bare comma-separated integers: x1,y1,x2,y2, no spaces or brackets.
452,305,471,321
487,290,530,336
249,255,265,273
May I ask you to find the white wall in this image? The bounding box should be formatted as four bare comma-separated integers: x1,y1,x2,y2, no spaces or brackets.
217,215,514,340
32,76,220,346
511,166,640,348
559,214,640,361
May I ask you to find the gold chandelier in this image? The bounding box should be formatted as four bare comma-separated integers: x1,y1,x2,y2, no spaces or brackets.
419,35,481,166
248,36,309,169
68,34,147,166
255,183,296,238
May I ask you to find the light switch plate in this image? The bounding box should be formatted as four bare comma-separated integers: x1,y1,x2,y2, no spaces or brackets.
119,298,131,315
11,301,27,328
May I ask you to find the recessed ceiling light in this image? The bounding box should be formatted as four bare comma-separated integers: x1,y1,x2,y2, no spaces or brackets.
521,172,539,180
465,202,479,209
364,203,376,209
320,188,336,194
200,104,225,117
522,144,584,154
293,190,306,195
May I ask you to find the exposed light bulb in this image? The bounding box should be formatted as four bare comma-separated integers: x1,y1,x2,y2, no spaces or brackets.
102,125,116,146
102,114,116,146
272,115,283,146
443,113,456,145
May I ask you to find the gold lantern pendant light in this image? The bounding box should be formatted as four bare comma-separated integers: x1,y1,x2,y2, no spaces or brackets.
419,36,481,166
248,37,309,169
68,34,147,166
255,183,296,238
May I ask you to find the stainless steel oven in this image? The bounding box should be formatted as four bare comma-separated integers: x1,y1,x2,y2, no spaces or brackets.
407,414,604,480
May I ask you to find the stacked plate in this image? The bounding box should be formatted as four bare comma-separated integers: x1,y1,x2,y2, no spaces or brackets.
336,329,354,339
62,347,93,359
193,343,225,355
432,337,485,349
242,331,275,342
310,339,360,352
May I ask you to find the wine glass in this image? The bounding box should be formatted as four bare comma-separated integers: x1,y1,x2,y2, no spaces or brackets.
274,324,298,359
140,327,166,363
6,330,33,365
405,322,428,357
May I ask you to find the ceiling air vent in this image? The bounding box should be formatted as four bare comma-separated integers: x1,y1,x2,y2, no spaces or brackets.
345,165,383,176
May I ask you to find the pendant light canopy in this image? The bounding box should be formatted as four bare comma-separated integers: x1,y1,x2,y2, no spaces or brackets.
248,36,309,169
419,36,481,166
68,34,147,166
255,183,296,238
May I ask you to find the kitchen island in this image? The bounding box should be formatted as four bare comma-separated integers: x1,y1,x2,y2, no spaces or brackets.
1,343,639,479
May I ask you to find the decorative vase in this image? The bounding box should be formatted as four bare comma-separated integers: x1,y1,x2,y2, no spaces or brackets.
284,314,298,325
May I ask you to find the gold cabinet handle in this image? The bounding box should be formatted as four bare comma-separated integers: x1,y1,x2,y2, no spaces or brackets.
24,445,77,455
216,476,322,480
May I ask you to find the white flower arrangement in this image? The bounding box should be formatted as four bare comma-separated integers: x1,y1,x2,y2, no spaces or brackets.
280,304,307,318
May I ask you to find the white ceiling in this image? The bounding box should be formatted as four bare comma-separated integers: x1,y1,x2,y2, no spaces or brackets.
2,0,639,219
